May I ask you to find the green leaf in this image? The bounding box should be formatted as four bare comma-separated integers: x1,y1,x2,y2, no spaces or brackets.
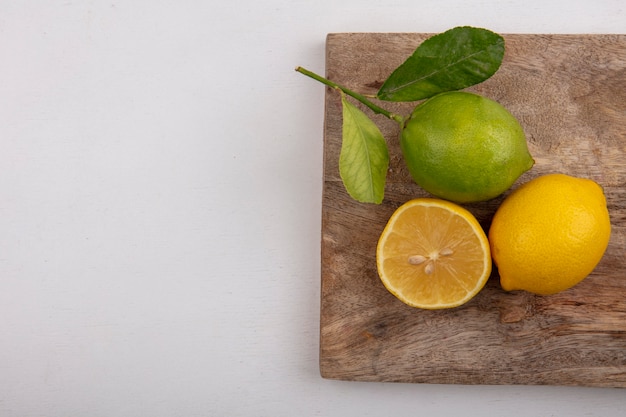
377,26,505,102
339,95,389,204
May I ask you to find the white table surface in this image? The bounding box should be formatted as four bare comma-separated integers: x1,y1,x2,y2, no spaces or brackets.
1,1,625,415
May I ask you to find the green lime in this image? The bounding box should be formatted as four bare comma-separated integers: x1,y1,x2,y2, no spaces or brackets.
400,91,534,203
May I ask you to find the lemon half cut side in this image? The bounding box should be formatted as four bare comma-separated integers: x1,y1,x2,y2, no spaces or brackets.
376,198,492,309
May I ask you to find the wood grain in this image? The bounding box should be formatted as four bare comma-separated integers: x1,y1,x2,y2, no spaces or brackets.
320,33,626,387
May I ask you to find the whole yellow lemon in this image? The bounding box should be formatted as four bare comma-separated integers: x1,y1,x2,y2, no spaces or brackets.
488,173,611,295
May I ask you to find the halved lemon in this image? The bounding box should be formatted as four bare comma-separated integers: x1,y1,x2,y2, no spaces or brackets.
376,198,492,309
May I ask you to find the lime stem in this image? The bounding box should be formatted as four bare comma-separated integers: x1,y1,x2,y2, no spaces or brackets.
295,66,404,125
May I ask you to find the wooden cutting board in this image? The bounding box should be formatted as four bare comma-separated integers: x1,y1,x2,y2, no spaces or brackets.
320,33,626,387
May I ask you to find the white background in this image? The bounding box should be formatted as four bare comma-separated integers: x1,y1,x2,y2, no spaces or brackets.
1,1,625,416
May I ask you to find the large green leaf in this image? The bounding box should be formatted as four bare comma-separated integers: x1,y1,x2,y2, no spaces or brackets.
339,96,389,204
377,26,505,102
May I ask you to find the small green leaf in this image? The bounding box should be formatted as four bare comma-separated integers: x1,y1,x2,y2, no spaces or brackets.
377,26,505,102
339,95,389,204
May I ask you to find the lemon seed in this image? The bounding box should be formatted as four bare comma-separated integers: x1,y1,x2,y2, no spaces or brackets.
408,255,427,265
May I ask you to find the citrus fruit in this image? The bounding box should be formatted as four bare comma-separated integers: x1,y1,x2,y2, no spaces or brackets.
400,91,534,203
489,173,611,295
376,198,492,309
